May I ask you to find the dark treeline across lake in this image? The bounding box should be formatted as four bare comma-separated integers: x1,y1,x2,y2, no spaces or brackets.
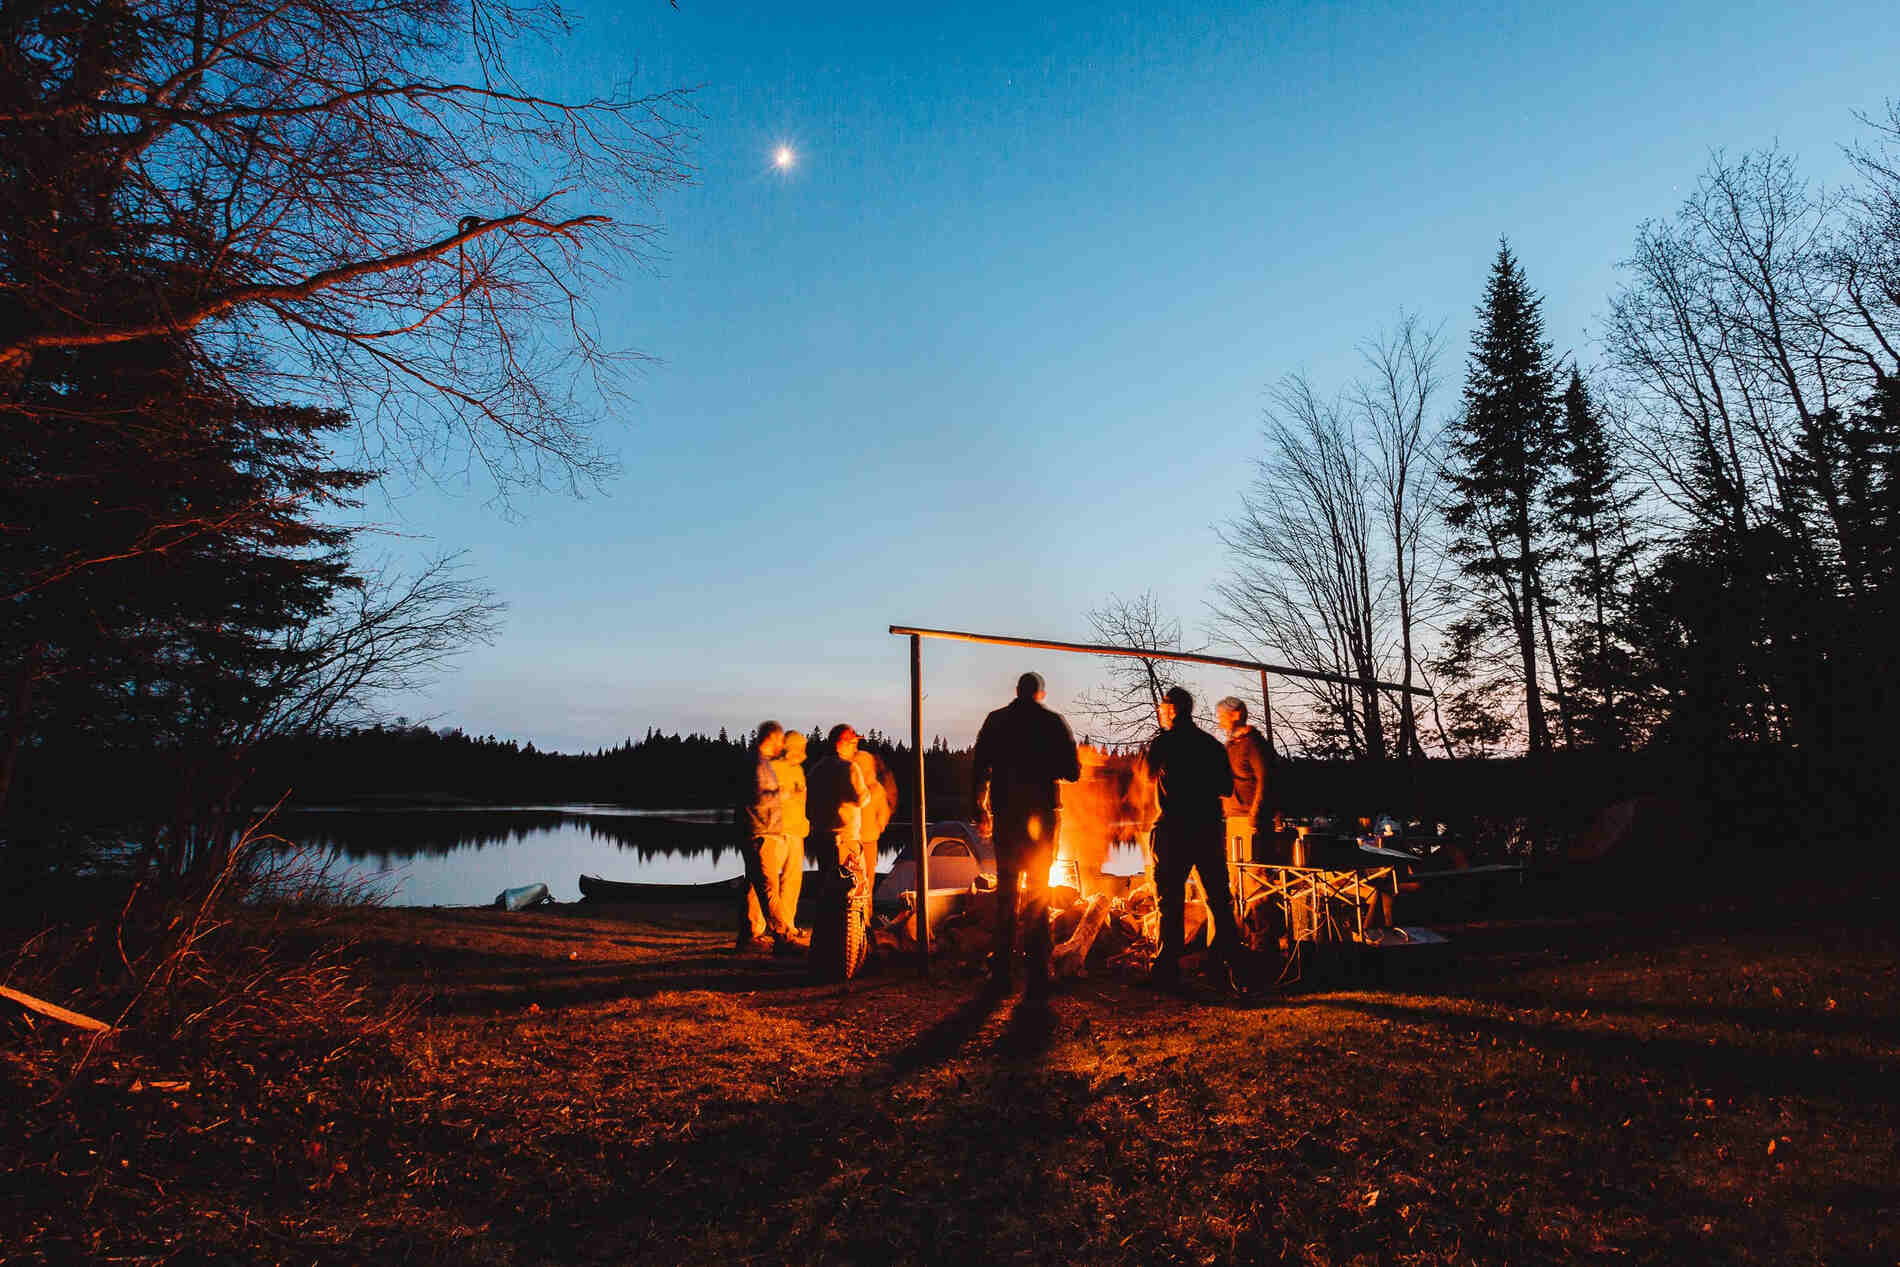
247,723,978,815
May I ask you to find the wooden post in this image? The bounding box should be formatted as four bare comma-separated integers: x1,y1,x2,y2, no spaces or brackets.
1259,667,1276,836
911,633,930,977
1258,667,1273,756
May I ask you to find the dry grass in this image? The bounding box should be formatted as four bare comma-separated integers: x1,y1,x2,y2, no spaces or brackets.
3,896,1897,1265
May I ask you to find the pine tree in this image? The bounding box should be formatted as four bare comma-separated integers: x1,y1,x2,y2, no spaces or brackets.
1547,370,1647,747
1441,241,1564,753
0,334,371,867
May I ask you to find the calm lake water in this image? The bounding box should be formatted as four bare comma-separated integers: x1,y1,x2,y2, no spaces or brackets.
274,805,1147,907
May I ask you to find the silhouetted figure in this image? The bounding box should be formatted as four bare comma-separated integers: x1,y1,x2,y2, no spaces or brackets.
1144,686,1242,992
971,671,1080,996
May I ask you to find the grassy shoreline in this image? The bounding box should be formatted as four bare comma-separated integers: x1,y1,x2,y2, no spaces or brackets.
5,898,1897,1264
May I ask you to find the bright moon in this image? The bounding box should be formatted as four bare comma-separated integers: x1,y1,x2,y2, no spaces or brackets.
773,146,795,169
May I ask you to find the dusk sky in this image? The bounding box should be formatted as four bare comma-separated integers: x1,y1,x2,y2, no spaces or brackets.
356,0,1895,752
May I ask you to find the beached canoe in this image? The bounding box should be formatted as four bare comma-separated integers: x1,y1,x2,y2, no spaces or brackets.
494,882,553,911
577,873,746,904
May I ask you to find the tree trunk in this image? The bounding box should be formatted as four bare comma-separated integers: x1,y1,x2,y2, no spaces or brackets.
1512,526,1550,753
1534,578,1573,748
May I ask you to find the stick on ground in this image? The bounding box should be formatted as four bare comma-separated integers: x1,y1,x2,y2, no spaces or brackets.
0,984,114,1033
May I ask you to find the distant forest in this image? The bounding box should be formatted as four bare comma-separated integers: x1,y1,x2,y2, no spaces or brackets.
248,723,977,816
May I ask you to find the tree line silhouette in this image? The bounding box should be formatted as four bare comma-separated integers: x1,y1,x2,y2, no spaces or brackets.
247,723,977,819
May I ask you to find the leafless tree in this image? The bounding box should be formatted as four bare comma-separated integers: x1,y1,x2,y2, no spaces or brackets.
1071,592,1189,746
157,554,503,883
1841,101,1900,364
1216,374,1389,759
1603,148,1893,572
238,554,504,747
1,0,694,497
1355,313,1449,757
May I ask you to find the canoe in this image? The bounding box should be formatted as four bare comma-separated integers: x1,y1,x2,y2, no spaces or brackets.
577,873,746,904
494,882,552,911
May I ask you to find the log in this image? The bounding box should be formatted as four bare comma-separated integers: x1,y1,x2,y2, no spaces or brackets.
1046,884,1081,912
1051,895,1113,980
0,984,114,1033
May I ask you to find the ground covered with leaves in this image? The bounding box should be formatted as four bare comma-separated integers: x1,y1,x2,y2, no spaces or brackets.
4,895,1897,1265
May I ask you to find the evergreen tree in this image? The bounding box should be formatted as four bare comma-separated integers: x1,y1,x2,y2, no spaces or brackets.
1440,241,1565,752
1547,370,1648,747
1,333,370,846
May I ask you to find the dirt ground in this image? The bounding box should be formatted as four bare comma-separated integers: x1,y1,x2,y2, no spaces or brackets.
5,896,1898,1265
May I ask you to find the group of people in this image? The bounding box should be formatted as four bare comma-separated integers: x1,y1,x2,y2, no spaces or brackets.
972,672,1270,997
740,671,1277,998
739,721,896,955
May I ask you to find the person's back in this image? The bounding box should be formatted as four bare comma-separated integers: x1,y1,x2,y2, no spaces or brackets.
1147,718,1231,826
970,672,1080,997
972,694,1080,815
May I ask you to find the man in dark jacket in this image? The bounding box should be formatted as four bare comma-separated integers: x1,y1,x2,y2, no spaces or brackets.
1217,695,1274,865
971,671,1080,995
1145,686,1243,991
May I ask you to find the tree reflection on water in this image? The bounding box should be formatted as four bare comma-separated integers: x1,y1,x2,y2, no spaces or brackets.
275,808,749,868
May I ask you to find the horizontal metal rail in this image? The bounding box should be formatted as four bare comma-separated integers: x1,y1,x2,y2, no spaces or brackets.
888,624,1431,697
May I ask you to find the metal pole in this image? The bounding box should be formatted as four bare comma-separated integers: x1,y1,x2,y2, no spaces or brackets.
890,623,1431,698
1258,667,1273,756
911,634,929,977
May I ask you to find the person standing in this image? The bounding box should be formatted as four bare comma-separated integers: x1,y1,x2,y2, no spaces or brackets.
1216,696,1273,867
1145,686,1243,993
971,671,1080,996
739,721,801,954
807,725,874,979
749,729,810,944
853,745,899,920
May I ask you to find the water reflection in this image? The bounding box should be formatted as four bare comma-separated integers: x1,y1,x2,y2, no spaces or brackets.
279,807,752,869
272,805,1142,909
271,806,899,907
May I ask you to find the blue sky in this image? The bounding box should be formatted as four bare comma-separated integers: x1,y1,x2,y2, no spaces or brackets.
356,0,1896,751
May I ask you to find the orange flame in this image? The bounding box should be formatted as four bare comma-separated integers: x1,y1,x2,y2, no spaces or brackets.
1044,743,1151,893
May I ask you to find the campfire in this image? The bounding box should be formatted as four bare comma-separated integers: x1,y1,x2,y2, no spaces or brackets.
879,743,1185,977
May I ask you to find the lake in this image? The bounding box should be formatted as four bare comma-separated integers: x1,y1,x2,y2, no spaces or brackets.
275,805,1149,907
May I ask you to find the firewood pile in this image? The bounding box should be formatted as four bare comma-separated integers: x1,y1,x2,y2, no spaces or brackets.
872,875,1233,979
